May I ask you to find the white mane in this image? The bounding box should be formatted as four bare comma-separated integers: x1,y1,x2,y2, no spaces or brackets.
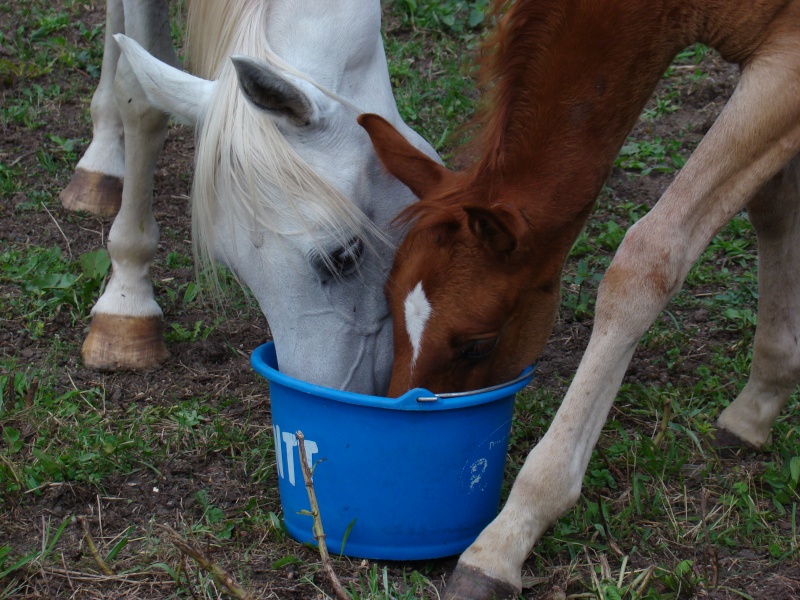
185,0,375,282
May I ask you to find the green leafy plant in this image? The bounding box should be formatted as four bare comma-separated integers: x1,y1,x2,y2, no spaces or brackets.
165,319,214,343
395,0,490,32
1,246,110,336
193,490,235,540
615,138,687,175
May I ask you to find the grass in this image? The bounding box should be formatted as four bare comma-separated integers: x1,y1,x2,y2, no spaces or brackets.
383,18,482,156
1,0,798,599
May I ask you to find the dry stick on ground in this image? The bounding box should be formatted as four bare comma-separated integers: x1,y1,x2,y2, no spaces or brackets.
43,567,176,585
60,553,75,592
159,524,255,600
182,554,200,600
631,565,656,598
25,379,37,408
700,489,719,587
77,516,113,576
653,396,672,448
296,430,350,600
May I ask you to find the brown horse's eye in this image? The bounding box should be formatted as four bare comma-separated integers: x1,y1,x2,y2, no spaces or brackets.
461,336,499,360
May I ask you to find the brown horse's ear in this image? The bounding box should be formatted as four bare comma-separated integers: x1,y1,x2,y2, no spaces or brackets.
464,204,529,255
358,113,449,199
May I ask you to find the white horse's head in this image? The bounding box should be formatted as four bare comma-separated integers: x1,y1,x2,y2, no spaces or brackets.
113,3,436,394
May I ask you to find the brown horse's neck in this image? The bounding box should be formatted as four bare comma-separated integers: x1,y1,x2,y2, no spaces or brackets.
468,0,683,219
467,0,786,233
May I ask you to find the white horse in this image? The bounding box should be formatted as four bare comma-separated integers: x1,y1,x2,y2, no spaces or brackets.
61,0,437,393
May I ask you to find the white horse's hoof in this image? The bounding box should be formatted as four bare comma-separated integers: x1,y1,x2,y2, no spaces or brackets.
82,314,168,370
60,168,123,217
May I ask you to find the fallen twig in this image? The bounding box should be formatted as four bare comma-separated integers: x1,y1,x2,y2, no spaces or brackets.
700,489,718,587
77,516,113,576
182,554,200,600
40,201,72,258
159,524,255,600
43,567,175,585
60,553,75,592
296,430,350,600
630,565,655,599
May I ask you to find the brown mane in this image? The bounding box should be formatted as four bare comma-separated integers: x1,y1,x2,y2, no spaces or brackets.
398,0,676,237
462,0,571,175
459,0,688,211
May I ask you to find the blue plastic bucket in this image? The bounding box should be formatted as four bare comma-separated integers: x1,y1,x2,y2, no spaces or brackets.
251,341,534,560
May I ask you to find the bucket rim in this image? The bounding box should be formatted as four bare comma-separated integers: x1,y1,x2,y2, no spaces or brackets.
251,342,535,411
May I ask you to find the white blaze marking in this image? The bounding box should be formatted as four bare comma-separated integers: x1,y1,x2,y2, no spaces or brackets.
404,281,432,366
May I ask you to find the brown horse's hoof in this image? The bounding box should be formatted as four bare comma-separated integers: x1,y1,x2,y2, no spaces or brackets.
60,168,122,217
711,426,762,458
444,565,519,600
82,314,168,370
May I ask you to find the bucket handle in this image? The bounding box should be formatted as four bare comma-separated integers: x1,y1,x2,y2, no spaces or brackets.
415,366,535,402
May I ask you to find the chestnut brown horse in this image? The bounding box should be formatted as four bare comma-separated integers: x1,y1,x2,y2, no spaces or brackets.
359,0,800,597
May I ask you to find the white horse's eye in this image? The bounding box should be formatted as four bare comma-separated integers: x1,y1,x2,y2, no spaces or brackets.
323,237,364,278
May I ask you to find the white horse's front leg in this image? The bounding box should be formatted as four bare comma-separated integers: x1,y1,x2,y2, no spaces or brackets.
717,155,800,448
61,0,125,217
82,0,178,369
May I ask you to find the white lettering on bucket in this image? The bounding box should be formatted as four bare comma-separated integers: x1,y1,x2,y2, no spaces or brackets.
273,425,319,486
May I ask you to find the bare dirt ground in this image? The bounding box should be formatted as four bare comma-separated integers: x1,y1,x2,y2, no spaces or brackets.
2,2,799,599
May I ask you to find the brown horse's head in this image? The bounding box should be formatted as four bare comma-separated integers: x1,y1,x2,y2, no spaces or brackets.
359,114,573,396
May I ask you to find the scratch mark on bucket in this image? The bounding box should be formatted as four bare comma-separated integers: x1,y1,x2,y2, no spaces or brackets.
469,458,488,491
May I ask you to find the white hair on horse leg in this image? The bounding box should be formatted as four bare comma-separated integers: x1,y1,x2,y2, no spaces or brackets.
404,281,431,366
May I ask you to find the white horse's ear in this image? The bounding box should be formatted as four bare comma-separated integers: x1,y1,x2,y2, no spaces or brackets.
113,33,214,127
230,55,318,127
